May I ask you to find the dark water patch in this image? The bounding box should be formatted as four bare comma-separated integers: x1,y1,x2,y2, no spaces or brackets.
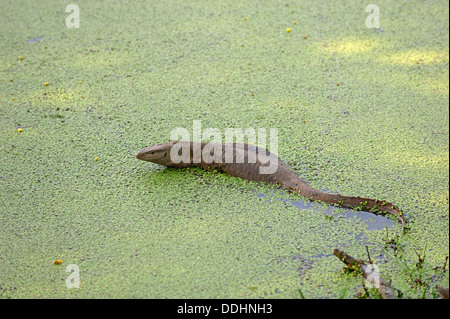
311,253,334,259
26,36,44,43
258,193,395,231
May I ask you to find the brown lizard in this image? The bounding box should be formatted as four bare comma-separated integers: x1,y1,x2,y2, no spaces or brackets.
135,141,406,226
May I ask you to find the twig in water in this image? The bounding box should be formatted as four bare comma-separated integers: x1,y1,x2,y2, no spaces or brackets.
333,248,395,299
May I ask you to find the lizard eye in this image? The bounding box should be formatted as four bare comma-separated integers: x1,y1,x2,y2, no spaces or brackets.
150,151,155,155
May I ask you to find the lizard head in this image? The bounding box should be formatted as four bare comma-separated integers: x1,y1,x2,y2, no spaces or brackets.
135,142,174,165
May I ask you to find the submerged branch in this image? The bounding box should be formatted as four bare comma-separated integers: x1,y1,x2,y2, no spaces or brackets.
333,248,395,299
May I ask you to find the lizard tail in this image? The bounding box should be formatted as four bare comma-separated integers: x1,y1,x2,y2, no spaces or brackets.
331,195,406,227
295,188,406,227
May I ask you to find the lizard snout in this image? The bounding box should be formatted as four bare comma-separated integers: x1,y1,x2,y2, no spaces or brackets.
135,149,145,160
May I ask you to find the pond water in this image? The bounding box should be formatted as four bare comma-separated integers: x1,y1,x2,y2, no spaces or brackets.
257,193,395,231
